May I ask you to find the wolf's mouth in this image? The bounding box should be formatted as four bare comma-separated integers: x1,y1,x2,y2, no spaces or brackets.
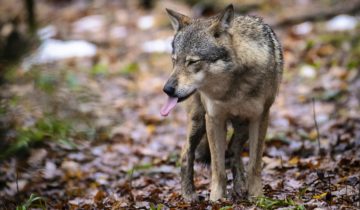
160,89,196,117
178,89,196,103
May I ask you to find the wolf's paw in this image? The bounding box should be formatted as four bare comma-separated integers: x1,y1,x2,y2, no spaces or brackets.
182,192,199,203
232,175,247,201
247,181,263,201
231,187,248,201
209,189,226,202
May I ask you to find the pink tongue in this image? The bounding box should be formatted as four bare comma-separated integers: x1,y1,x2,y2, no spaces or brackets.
160,97,178,116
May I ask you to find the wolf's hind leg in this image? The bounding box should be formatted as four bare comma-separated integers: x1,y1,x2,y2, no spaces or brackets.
247,110,269,199
195,135,211,165
228,118,248,200
181,95,206,202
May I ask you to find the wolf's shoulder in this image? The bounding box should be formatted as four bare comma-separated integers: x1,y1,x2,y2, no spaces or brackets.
233,15,264,26
230,15,269,41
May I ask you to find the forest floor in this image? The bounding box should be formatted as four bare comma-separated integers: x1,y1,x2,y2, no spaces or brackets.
0,0,360,209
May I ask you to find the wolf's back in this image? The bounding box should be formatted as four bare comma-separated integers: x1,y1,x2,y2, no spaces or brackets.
230,15,283,95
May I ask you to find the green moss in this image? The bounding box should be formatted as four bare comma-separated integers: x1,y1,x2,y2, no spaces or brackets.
91,63,108,76
120,63,139,75
256,196,305,210
0,116,73,160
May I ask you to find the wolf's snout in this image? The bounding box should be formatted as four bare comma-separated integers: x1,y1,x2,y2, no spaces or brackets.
161,79,179,117
163,84,176,96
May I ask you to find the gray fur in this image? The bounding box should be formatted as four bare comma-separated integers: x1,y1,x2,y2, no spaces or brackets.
164,4,283,202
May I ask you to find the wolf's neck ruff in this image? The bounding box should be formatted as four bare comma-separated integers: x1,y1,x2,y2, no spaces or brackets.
160,97,178,116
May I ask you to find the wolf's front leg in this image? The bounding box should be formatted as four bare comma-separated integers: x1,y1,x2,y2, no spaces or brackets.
205,114,227,201
247,111,269,199
181,109,205,202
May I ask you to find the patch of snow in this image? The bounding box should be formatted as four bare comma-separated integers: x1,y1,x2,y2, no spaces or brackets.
300,65,316,78
137,15,154,30
73,15,106,34
142,37,172,53
22,39,97,69
43,161,59,179
110,26,127,39
37,25,57,40
36,39,96,62
293,22,313,35
326,15,358,31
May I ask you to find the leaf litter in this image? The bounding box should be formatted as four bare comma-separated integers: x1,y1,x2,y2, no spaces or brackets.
0,0,360,209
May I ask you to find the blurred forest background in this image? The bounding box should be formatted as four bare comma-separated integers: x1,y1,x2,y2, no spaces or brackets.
0,0,359,209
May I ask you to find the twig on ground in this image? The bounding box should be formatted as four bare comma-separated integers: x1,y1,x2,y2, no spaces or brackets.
16,165,19,194
358,176,360,207
312,98,322,156
127,168,136,203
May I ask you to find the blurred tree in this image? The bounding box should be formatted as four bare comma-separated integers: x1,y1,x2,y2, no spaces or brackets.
25,0,36,35
0,0,38,157
0,0,37,80
139,0,154,10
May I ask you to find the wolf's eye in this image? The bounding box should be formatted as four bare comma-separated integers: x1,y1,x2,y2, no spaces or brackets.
186,59,200,66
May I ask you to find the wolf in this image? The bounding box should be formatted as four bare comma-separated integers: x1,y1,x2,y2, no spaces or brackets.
160,4,283,202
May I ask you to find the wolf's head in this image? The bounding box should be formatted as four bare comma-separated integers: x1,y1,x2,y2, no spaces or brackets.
161,5,236,116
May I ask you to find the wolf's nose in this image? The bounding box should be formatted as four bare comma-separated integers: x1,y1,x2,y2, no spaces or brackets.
163,85,175,96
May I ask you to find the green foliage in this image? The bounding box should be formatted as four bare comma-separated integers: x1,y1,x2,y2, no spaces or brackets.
3,65,19,81
120,63,139,75
226,126,234,141
127,163,153,175
0,64,103,160
91,63,108,76
219,206,233,210
305,40,314,51
298,187,309,198
35,72,58,93
32,67,82,92
0,116,73,160
256,196,305,210
65,72,80,90
149,203,164,210
166,152,180,167
133,163,153,171
16,194,46,210
319,32,360,69
0,104,7,116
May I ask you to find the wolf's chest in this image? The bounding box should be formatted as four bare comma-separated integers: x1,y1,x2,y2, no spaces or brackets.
201,93,263,119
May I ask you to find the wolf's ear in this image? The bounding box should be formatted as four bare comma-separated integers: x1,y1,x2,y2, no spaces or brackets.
166,9,191,31
218,4,234,30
